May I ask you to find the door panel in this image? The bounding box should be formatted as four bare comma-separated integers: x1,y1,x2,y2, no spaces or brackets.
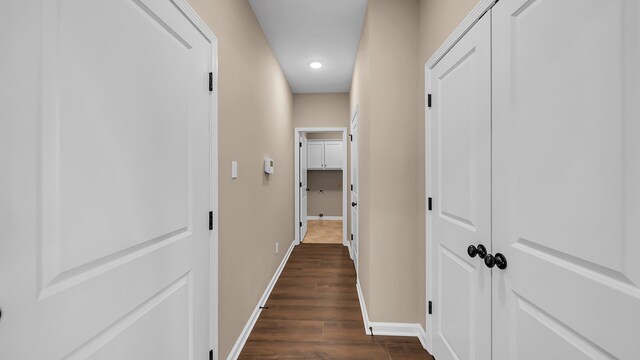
350,115,359,268
492,0,640,359
0,0,214,358
300,135,308,241
307,141,324,169
324,141,343,170
429,13,492,360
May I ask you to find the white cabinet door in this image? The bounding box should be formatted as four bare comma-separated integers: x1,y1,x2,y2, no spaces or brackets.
0,0,215,358
428,12,492,360
324,141,343,170
307,141,325,170
492,1,640,359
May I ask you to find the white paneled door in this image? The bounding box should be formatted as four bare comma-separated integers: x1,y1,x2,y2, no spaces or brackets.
350,113,359,268
428,12,492,360
0,0,217,359
492,1,640,359
300,135,309,241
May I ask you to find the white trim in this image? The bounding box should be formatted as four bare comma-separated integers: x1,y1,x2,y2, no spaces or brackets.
425,0,495,70
225,240,296,360
356,281,427,349
294,127,349,247
306,216,343,221
356,281,371,334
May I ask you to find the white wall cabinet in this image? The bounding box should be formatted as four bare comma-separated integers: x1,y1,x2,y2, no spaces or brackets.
427,1,640,360
308,140,343,170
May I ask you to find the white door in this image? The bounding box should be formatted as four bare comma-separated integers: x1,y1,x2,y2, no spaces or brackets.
428,13,492,360
299,135,309,241
324,141,343,170
350,114,359,268
307,141,324,170
492,1,640,359
0,0,216,359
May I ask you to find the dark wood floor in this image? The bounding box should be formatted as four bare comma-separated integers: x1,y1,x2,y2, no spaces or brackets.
240,243,434,359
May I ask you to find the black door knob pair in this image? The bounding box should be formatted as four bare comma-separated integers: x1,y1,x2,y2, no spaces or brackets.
351,202,357,207
484,253,507,270
467,244,487,258
467,244,507,270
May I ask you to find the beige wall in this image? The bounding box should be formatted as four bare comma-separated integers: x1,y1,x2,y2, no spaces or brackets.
185,0,293,358
307,170,343,217
350,0,422,324
417,0,479,329
293,93,350,128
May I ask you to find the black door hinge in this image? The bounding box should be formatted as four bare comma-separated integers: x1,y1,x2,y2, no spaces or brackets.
209,72,213,92
350,234,354,241
299,221,302,227
299,181,302,187
428,197,433,211
209,349,214,360
427,94,432,108
349,134,353,141
209,211,213,230
350,184,353,191
299,142,302,148
428,301,433,314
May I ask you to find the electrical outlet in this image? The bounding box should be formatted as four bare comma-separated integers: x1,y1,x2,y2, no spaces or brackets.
275,242,279,255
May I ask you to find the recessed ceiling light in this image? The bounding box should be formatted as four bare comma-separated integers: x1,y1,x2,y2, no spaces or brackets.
309,61,323,69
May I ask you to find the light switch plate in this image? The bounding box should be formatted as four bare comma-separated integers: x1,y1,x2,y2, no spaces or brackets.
231,161,238,179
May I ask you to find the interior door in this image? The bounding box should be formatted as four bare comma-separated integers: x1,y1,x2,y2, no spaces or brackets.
0,0,214,358
323,141,343,170
307,141,324,170
428,12,492,360
300,135,309,242
492,1,640,359
350,114,359,268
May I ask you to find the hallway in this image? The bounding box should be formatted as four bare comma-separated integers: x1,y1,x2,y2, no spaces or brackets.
239,244,432,359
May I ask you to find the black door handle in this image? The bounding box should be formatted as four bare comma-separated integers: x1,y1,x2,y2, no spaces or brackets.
352,202,357,207
484,253,507,270
468,244,487,258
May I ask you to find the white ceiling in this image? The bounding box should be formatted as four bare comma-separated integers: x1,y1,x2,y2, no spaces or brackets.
249,0,368,93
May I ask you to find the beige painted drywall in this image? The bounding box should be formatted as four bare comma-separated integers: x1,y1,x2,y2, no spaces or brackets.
307,170,343,217
350,0,422,325
418,0,480,329
293,93,349,128
185,0,293,358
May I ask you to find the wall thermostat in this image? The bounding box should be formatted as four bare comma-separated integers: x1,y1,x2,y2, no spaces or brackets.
264,158,274,174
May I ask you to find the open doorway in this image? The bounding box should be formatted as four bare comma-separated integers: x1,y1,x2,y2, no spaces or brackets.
294,127,348,246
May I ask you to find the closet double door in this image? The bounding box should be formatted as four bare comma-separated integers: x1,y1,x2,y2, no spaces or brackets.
428,1,640,360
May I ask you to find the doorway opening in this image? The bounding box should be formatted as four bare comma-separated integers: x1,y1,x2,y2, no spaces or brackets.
294,127,348,246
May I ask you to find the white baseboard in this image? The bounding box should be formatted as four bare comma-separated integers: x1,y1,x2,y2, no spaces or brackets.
356,281,428,350
307,216,343,221
226,239,296,360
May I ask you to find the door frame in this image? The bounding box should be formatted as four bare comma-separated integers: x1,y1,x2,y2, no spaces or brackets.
424,0,496,349
294,127,348,246
170,0,220,357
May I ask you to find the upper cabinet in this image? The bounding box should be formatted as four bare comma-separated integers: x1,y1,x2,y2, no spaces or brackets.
308,140,343,170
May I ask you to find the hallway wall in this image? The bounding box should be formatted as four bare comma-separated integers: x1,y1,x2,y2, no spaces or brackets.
350,0,422,325
350,0,481,330
293,93,349,128
186,0,293,358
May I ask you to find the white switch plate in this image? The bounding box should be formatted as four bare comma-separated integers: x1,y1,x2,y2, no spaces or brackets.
231,161,238,179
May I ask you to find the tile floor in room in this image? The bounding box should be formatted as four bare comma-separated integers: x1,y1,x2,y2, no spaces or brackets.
303,220,343,244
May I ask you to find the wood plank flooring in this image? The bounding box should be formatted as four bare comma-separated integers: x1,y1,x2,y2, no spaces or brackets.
303,220,343,244
239,244,434,359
